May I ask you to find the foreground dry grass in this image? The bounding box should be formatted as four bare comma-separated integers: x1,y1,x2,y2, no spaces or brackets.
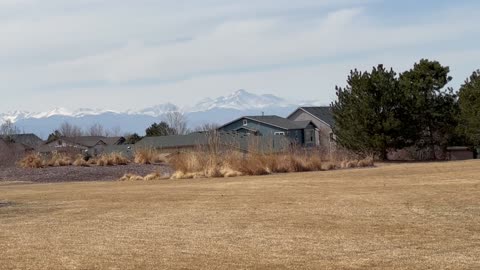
1,161,480,269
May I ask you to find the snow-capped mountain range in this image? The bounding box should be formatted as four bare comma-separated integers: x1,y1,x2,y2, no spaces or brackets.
1,90,324,138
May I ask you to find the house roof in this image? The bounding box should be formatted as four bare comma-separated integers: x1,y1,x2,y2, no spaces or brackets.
0,138,34,152
289,107,335,127
101,137,125,145
58,136,107,148
37,144,57,153
50,136,125,148
136,133,210,149
220,115,316,131
2,134,44,148
9,142,35,152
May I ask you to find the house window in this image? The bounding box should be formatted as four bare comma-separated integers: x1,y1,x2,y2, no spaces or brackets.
243,119,248,126
308,130,314,142
274,132,285,135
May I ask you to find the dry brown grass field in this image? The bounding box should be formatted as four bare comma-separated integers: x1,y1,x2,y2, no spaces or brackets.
1,161,479,269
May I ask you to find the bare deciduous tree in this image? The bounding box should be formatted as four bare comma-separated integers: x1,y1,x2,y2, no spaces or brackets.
59,122,83,137
110,126,122,137
88,123,106,136
87,124,121,137
0,120,20,136
193,123,220,133
164,111,188,135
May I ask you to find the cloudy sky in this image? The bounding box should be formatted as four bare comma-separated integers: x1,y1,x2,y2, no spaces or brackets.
1,0,479,112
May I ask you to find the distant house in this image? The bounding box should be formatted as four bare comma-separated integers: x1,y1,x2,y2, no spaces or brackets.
0,138,35,165
0,138,11,165
218,115,318,147
43,136,125,155
6,134,44,149
287,107,335,151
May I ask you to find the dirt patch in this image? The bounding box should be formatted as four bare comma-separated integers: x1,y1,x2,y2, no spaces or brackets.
0,164,172,183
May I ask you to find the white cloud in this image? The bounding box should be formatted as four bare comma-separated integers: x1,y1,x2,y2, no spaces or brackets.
0,0,479,111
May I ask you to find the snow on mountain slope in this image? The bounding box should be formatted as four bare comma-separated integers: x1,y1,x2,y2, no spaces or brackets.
191,89,292,112
1,90,323,136
0,108,120,124
133,103,179,117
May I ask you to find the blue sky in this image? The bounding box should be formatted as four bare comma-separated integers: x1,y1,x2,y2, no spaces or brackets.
0,0,479,112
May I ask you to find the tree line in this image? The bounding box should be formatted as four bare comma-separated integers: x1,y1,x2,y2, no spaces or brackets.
332,59,479,160
45,111,195,144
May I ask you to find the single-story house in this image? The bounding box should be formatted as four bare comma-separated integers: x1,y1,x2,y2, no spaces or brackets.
0,138,35,165
42,136,125,155
5,134,44,149
0,138,13,165
217,115,319,147
287,106,335,150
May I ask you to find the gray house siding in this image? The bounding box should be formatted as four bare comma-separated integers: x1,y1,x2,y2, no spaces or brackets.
220,119,286,135
219,118,304,145
288,110,333,149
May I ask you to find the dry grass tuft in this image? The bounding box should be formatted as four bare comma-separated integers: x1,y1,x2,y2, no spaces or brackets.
358,156,375,167
119,173,145,181
96,153,129,166
73,155,89,167
46,153,72,167
18,153,73,168
134,148,166,164
167,149,360,179
119,171,170,181
17,153,44,168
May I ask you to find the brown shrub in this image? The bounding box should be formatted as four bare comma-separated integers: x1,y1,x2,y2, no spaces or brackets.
47,153,72,167
134,148,166,164
306,155,323,171
168,152,206,173
87,158,97,166
235,155,270,176
110,152,129,165
287,155,311,172
18,152,75,168
18,153,44,168
322,162,336,171
96,153,129,166
358,157,375,167
73,156,89,167
166,147,374,179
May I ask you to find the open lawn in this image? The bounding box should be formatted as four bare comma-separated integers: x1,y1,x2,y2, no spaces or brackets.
1,161,479,269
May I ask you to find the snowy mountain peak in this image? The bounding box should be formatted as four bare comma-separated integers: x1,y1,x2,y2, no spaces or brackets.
0,110,33,123
191,89,292,112
31,107,72,119
134,103,179,117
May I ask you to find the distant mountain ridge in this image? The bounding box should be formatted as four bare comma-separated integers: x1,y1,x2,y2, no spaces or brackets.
0,90,324,138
